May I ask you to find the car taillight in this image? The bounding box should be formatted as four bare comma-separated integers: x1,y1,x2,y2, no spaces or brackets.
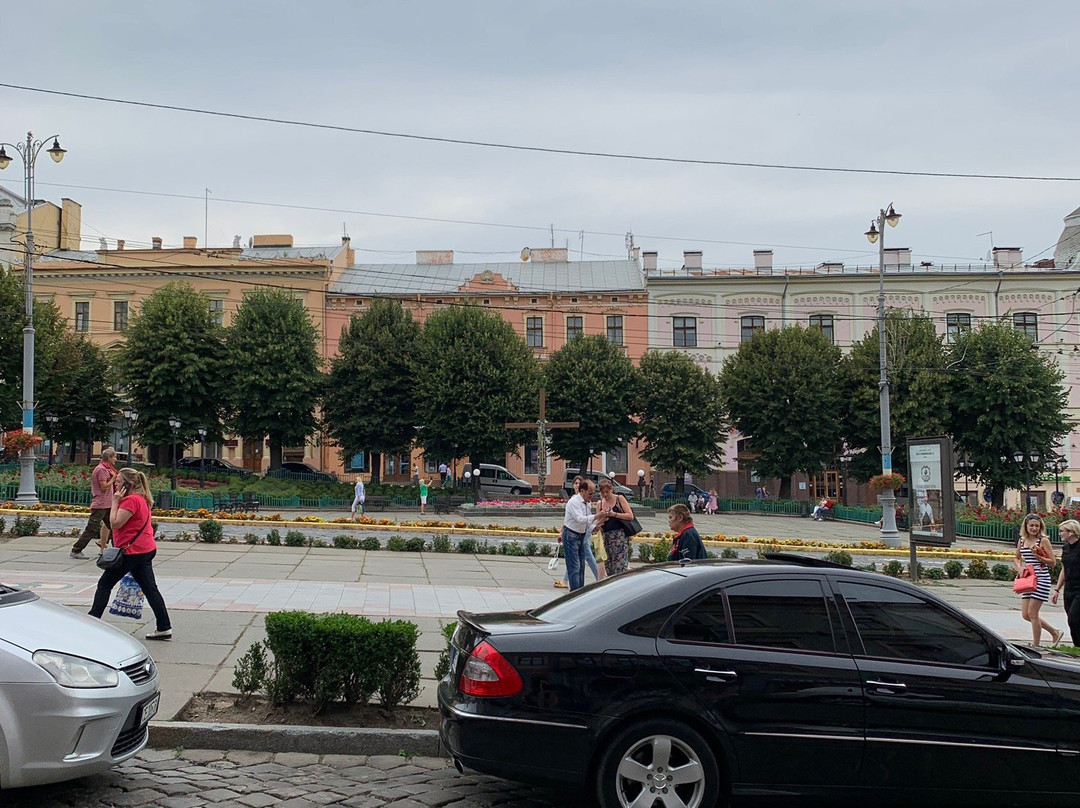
459,640,523,697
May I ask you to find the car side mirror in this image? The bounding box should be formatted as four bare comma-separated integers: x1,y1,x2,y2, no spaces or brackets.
999,645,1026,676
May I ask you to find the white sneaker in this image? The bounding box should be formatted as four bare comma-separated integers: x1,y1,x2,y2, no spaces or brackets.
145,629,172,641
70,551,89,560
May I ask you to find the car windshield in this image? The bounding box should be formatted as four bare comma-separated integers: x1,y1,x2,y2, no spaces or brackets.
529,567,684,624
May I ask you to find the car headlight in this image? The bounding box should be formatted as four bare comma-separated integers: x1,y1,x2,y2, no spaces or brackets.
32,650,119,688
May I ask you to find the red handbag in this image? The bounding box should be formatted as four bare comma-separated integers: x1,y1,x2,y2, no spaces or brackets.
1013,564,1039,594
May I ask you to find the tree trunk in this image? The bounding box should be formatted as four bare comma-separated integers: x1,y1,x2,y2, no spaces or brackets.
370,451,381,484
268,437,282,471
778,477,792,499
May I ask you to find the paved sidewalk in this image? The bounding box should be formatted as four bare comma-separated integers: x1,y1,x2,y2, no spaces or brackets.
0,511,1062,725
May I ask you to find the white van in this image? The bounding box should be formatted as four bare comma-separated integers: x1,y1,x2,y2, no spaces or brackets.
465,463,533,496
563,469,634,498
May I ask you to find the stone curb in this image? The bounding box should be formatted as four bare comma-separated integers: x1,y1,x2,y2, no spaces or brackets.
149,721,444,757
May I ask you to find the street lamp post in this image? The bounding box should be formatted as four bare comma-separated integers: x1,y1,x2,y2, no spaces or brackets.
168,416,182,491
122,406,139,461
463,470,472,502
44,412,58,467
1013,450,1041,513
0,132,67,504
1051,456,1066,507
958,455,971,505
864,203,902,547
84,415,96,463
197,427,207,488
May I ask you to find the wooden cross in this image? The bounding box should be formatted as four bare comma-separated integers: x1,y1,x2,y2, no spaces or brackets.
505,388,579,493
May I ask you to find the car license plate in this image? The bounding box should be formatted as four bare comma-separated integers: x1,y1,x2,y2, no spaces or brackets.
139,693,160,726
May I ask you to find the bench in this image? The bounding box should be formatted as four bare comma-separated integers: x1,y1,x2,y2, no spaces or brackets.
212,493,259,514
364,496,387,512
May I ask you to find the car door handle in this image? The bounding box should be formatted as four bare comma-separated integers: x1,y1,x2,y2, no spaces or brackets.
866,679,907,693
694,668,738,681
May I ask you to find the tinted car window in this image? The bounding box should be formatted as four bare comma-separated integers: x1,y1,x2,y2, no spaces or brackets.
667,591,728,644
838,582,992,668
727,579,835,653
532,568,684,625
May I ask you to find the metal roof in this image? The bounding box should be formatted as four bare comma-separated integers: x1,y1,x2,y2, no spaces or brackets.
332,259,644,296
240,245,345,261
40,249,99,263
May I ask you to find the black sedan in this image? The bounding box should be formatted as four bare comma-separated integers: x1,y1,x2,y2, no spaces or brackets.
439,555,1080,806
177,457,253,477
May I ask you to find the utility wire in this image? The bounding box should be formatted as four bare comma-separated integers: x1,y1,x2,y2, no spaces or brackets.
3,82,1079,182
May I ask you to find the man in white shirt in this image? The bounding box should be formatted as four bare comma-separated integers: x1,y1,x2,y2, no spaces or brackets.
563,478,596,591
351,478,366,521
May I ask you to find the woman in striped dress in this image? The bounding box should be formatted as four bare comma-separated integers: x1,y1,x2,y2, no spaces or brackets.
1015,513,1063,647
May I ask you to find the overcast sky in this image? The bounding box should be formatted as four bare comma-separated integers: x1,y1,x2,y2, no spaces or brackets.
4,0,1079,270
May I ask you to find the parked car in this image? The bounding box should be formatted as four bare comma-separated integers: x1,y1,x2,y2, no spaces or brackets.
439,554,1080,805
562,469,633,499
463,463,532,496
177,457,253,477
0,583,160,787
266,462,338,483
659,481,710,502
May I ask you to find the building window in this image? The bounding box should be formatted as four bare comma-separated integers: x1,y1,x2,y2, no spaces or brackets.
606,315,624,346
566,315,584,340
347,452,367,472
740,315,765,343
611,296,619,303
1013,312,1037,341
673,316,697,347
526,316,544,348
74,301,89,333
113,301,129,332
808,314,834,344
209,299,224,326
946,312,972,343
384,453,408,477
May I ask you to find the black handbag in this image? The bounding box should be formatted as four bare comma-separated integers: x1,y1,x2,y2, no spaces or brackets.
615,501,643,538
95,511,149,571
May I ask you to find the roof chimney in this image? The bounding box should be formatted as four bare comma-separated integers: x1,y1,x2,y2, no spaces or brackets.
753,250,773,270
183,236,197,249
416,250,454,265
342,235,355,265
683,251,703,270
642,251,658,271
992,247,1023,268
151,236,163,249
884,247,912,267
530,247,569,263
252,234,294,248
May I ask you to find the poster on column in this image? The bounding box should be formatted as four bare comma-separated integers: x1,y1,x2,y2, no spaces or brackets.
907,436,955,547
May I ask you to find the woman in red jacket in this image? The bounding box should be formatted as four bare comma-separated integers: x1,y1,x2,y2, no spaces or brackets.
88,467,173,640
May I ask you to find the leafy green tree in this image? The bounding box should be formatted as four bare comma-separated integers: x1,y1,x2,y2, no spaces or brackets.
544,335,640,473
413,306,539,475
224,288,323,471
636,350,727,488
114,281,226,464
323,298,420,483
719,325,844,498
839,311,950,484
0,267,65,430
947,321,1070,508
37,333,120,460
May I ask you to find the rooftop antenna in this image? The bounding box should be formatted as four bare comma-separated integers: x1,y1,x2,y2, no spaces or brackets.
977,231,994,262
625,231,635,259
550,223,555,248
579,230,584,261
204,188,212,248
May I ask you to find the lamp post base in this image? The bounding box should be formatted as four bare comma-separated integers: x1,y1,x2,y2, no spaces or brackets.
878,492,902,548
15,450,39,505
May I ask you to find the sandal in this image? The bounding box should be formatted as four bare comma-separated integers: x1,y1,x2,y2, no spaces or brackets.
1052,629,1064,648
553,579,568,589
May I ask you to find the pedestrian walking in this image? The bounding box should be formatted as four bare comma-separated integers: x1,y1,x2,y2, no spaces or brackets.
411,465,420,486
439,462,449,485
597,477,634,576
351,477,366,520
1016,513,1063,647
71,446,118,559
88,467,172,640
667,504,707,561
706,489,718,515
419,478,429,515
1052,518,1080,645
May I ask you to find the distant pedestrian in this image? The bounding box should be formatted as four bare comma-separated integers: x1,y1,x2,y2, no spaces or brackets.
89,467,172,641
706,489,718,515
687,492,699,514
439,462,449,485
1016,513,1063,647
637,473,646,501
71,446,118,560
762,486,770,499
667,504,706,561
419,478,429,515
411,465,419,486
1052,518,1080,645
351,477,366,520
755,486,764,501
647,478,655,498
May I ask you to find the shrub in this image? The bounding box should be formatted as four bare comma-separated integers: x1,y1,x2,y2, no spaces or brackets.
430,533,453,553
824,550,853,567
404,537,425,553
537,543,552,557
991,563,1017,581
433,622,457,681
925,567,945,580
332,534,359,549
524,541,539,556
0,517,5,535
720,548,739,559
882,560,905,578
360,536,381,551
243,531,260,545
232,640,269,698
636,543,653,563
458,537,479,554
653,539,671,562
11,514,40,537
266,528,282,546
943,559,964,579
498,540,525,556
386,535,408,552
861,562,877,572
966,559,991,579
284,530,307,548
198,519,223,544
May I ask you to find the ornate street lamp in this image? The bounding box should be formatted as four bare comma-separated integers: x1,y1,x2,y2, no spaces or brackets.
44,412,59,467
168,416,182,491
197,427,208,488
84,414,96,463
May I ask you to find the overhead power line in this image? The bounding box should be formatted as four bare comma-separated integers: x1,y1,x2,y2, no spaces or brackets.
3,82,1079,182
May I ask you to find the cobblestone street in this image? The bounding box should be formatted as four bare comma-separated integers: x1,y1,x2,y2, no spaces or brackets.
4,749,573,808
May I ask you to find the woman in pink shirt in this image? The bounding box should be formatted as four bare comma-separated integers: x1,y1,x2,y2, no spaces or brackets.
88,467,173,640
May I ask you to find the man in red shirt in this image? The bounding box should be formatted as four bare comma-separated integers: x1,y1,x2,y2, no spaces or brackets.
71,446,118,559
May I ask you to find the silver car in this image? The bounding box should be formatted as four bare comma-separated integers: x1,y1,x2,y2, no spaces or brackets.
0,583,160,788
